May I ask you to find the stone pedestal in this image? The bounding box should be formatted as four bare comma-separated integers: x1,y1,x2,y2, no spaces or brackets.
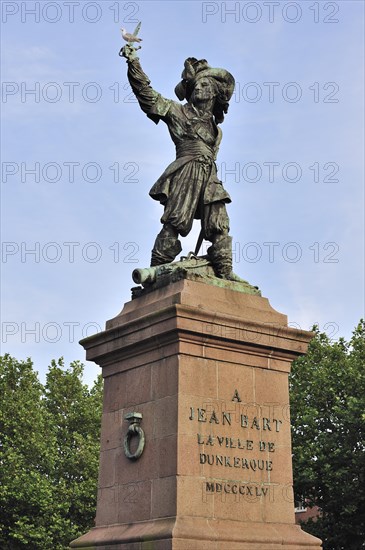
71,279,322,549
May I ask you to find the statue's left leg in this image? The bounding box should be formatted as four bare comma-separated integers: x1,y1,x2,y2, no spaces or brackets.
204,202,247,282
207,233,232,279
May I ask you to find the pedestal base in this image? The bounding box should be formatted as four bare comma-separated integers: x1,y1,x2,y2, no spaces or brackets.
72,517,320,549
71,279,321,550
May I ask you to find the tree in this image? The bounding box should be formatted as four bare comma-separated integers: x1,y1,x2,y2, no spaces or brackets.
44,358,103,543
0,355,56,548
0,355,103,549
290,320,365,550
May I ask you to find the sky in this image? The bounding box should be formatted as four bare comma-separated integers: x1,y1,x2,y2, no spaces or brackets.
1,0,364,386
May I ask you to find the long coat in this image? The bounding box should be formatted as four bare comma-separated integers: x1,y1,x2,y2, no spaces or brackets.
127,58,231,238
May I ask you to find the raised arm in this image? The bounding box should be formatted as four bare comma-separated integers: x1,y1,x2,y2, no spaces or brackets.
121,45,171,124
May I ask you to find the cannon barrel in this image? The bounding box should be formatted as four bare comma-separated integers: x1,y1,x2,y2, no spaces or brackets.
132,267,159,285
132,256,211,287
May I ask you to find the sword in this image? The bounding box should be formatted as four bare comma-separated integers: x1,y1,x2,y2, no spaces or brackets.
194,228,204,256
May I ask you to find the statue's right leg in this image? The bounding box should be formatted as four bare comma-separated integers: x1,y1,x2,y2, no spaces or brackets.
150,224,182,266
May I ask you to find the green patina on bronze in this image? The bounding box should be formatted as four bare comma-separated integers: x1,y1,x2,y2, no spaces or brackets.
131,256,261,299
120,38,259,293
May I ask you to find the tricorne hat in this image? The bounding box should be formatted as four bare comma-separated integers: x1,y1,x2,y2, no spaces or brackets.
174,57,235,104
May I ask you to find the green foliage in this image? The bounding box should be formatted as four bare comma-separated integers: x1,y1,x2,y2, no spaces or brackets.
0,355,103,549
2,322,364,549
290,320,365,550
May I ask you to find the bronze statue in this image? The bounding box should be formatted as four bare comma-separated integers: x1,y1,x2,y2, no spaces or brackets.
121,39,241,281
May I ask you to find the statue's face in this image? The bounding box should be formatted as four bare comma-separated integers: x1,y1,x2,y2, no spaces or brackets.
191,78,217,103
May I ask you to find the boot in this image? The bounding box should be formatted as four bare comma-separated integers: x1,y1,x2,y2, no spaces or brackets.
207,235,248,282
150,227,182,266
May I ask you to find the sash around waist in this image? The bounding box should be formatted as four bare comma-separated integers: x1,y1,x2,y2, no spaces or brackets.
152,141,215,185
175,140,214,160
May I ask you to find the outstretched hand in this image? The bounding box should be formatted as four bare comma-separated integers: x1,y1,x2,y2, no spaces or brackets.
119,44,140,61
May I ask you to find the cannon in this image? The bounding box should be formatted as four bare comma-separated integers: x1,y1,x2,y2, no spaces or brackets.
132,255,211,286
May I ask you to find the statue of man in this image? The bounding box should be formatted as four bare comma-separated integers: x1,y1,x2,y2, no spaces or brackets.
121,46,240,280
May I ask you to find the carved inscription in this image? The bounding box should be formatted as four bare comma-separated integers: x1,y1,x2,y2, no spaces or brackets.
200,454,273,471
189,407,282,433
206,482,269,497
188,396,284,482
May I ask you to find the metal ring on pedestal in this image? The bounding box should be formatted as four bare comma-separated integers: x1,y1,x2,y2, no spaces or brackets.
123,412,145,460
